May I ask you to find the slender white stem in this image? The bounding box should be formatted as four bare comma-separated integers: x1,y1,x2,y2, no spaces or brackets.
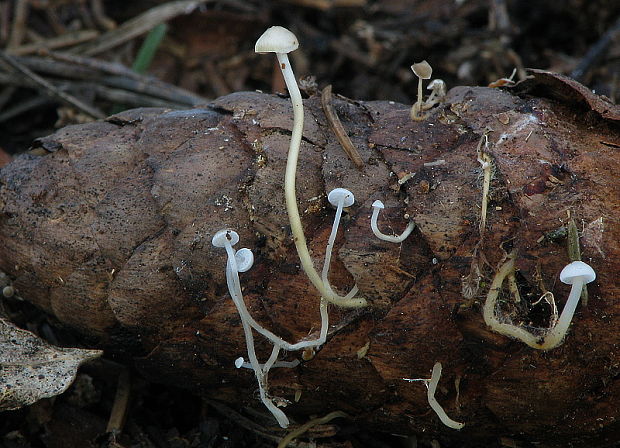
370,204,415,243
321,195,359,300
427,363,464,430
276,52,366,309
542,279,584,349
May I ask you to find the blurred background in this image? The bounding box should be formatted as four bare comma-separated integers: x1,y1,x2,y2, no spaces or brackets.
0,0,619,158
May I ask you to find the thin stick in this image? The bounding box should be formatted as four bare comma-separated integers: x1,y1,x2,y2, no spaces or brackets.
277,411,348,448
8,30,99,56
321,85,365,170
0,50,105,119
69,0,210,56
7,0,29,49
90,0,116,30
571,16,620,81
567,217,588,306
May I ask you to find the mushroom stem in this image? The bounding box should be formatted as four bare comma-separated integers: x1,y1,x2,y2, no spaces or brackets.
275,52,366,308
543,278,584,348
427,363,465,430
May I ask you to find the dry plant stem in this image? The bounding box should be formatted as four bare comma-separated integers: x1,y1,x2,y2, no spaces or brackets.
8,30,99,56
7,0,29,49
69,0,209,56
477,134,492,235
277,411,349,448
106,368,131,435
0,50,105,119
320,85,365,170
427,363,464,430
277,52,365,308
483,252,589,350
567,218,588,305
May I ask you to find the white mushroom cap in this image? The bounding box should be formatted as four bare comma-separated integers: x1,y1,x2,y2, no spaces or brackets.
328,188,355,207
411,60,433,79
560,261,596,284
235,248,254,272
371,200,385,209
212,229,239,247
255,26,299,54
427,79,446,94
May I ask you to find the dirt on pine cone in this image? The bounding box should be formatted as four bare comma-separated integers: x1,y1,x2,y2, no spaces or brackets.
1,71,619,447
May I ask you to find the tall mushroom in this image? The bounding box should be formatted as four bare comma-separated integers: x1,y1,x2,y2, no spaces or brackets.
255,26,366,308
410,60,433,121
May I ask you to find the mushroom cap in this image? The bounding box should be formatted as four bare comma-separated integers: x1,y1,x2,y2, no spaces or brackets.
212,229,239,247
371,200,385,209
235,248,254,272
560,260,596,284
328,188,355,207
411,60,433,79
255,26,299,54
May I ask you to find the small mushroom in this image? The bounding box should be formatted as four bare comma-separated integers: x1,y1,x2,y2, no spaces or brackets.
542,261,596,348
410,60,433,121
423,79,447,110
370,200,415,243
322,189,359,300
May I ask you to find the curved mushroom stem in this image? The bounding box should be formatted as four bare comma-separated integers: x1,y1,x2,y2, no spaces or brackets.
483,252,592,350
542,278,585,349
427,363,465,430
370,201,415,243
276,52,366,308
223,237,328,352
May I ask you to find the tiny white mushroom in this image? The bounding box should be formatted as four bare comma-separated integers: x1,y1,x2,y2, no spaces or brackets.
255,27,365,308
542,261,596,348
424,79,447,109
322,188,359,300
410,60,433,121
370,200,415,243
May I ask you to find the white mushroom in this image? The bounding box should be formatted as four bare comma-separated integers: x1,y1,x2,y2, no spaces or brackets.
542,261,596,348
410,60,433,121
370,200,415,243
322,188,359,300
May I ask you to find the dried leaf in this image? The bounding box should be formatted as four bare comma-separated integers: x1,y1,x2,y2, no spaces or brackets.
0,318,102,410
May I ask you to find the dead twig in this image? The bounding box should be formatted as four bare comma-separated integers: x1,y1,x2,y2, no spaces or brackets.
68,0,211,56
90,0,116,31
7,0,29,49
571,16,620,82
321,85,365,170
0,50,105,119
8,30,99,56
